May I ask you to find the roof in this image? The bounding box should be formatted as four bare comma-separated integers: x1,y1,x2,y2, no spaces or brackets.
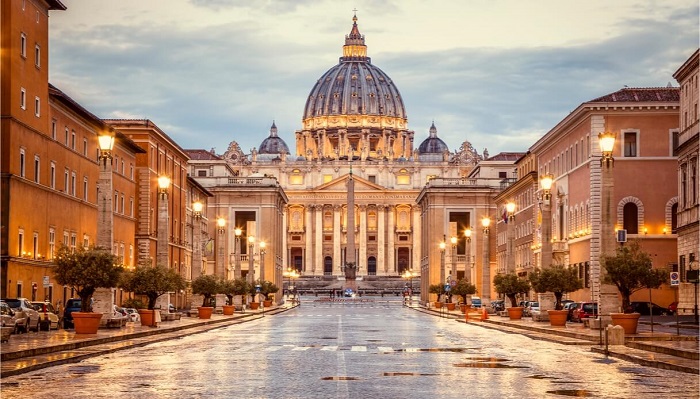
589,87,679,103
185,149,222,160
485,152,526,161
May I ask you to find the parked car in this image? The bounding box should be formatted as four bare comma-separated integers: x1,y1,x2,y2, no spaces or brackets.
524,301,540,317
0,300,20,333
471,296,482,308
668,301,678,315
572,302,598,322
628,301,670,316
489,299,505,313
1,298,40,333
560,299,575,308
124,308,140,323
62,298,82,329
563,301,581,322
31,301,60,330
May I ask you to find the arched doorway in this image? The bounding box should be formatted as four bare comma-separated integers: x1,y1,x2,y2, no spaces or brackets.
398,248,410,274
367,256,377,275
324,256,333,275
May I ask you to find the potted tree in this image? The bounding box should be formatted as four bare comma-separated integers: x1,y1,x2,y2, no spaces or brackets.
529,265,582,326
260,280,279,307
429,284,445,308
191,274,221,319
493,273,530,320
219,279,237,315
602,240,667,334
53,245,123,334
232,277,250,310
451,279,477,313
248,282,261,310
119,261,185,326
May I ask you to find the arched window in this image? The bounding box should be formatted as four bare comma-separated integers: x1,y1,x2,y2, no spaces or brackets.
324,256,333,275
671,203,678,233
623,203,639,234
367,256,377,275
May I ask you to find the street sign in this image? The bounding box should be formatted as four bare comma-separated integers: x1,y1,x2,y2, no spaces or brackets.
616,229,627,243
450,280,457,286
43,276,50,288
670,272,680,286
444,284,451,292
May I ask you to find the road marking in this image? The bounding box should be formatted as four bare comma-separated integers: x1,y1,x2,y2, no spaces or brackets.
350,346,367,352
292,346,311,351
321,346,338,351
377,346,394,352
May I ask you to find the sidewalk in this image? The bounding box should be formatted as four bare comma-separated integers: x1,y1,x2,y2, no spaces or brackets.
0,305,294,378
412,304,699,375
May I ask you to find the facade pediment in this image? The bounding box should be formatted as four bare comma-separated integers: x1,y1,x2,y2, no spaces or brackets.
315,174,386,192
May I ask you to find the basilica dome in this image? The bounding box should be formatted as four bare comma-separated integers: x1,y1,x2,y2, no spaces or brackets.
418,122,448,154
258,121,289,155
302,15,407,124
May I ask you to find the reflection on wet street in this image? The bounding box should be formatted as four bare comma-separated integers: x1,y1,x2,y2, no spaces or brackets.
1,299,698,398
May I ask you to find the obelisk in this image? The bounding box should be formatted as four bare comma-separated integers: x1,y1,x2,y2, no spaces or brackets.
345,149,357,290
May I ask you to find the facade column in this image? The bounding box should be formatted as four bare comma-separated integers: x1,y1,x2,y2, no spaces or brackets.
482,218,492,307
315,205,323,275
333,205,341,275
387,206,395,274
192,216,202,281
359,205,367,275
412,206,421,272
377,205,386,275
305,205,313,274
157,192,169,268
282,206,288,270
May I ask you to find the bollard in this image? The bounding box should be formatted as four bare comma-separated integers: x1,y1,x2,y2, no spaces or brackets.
480,307,488,320
465,311,469,323
606,324,625,345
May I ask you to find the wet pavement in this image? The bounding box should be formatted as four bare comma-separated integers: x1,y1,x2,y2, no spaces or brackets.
0,297,698,398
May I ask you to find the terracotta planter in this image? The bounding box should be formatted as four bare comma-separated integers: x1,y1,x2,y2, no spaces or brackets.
507,307,524,320
249,302,260,310
446,303,456,311
138,309,156,326
460,304,472,314
263,300,272,308
611,313,641,334
434,302,443,308
548,310,568,326
197,306,214,319
72,312,103,334
222,305,235,315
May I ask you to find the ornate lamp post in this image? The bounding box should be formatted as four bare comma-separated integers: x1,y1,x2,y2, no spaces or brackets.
156,175,171,269
439,238,446,285
540,174,554,269
402,269,414,305
506,201,516,274
191,201,204,281
216,218,226,278
248,235,255,285
234,228,242,279
481,217,491,307
597,131,619,320
450,236,457,283
464,228,472,283
259,241,266,282
95,133,116,321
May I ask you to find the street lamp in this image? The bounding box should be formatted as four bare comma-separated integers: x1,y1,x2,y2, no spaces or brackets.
506,201,516,274
464,228,472,283
191,201,204,281
540,174,554,270
598,131,619,322
481,217,491,307
156,175,171,269
283,267,300,300
96,132,116,321
234,228,242,279
248,235,255,283
216,218,226,278
450,236,457,282
259,241,266,282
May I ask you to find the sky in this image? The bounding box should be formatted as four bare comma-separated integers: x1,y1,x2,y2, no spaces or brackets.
48,0,699,157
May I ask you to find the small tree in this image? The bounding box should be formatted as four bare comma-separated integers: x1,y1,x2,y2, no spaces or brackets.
450,279,477,305
120,261,186,310
529,265,583,310
260,280,279,301
233,278,250,304
602,240,668,313
192,274,221,307
54,245,123,313
428,283,445,303
219,279,236,305
493,273,530,308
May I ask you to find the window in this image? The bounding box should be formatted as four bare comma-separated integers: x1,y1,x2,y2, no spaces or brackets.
129,197,134,217
33,155,39,183
623,132,637,157
197,169,207,177
691,161,697,205
71,131,76,150
120,194,125,214
129,245,134,266
681,166,688,207
83,177,88,201
323,174,333,183
623,202,639,234
83,234,89,249
49,228,55,259
19,148,25,177
114,192,118,211
64,127,69,146
499,171,507,178
71,171,76,196
50,162,55,189
83,138,88,156
64,169,69,193
51,120,57,139
34,97,40,117
63,231,69,247
20,88,26,110
130,164,134,179
290,174,303,185
18,229,24,256
397,175,410,185
368,175,376,184
20,33,26,57
34,44,40,68
33,233,38,259
70,233,77,250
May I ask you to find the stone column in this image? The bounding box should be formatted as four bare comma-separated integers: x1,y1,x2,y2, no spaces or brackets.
387,206,395,274
282,206,288,271
216,226,225,278
506,213,515,274
95,152,115,323
359,205,367,275
465,235,472,284
333,205,341,275
192,216,202,281
315,205,323,275
377,205,386,275
305,205,313,274
412,206,421,272
482,224,491,306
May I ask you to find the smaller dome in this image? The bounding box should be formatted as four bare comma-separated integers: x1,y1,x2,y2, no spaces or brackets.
258,121,290,155
418,122,448,154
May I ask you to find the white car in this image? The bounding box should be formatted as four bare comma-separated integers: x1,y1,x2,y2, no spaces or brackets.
124,308,140,322
2,298,40,333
